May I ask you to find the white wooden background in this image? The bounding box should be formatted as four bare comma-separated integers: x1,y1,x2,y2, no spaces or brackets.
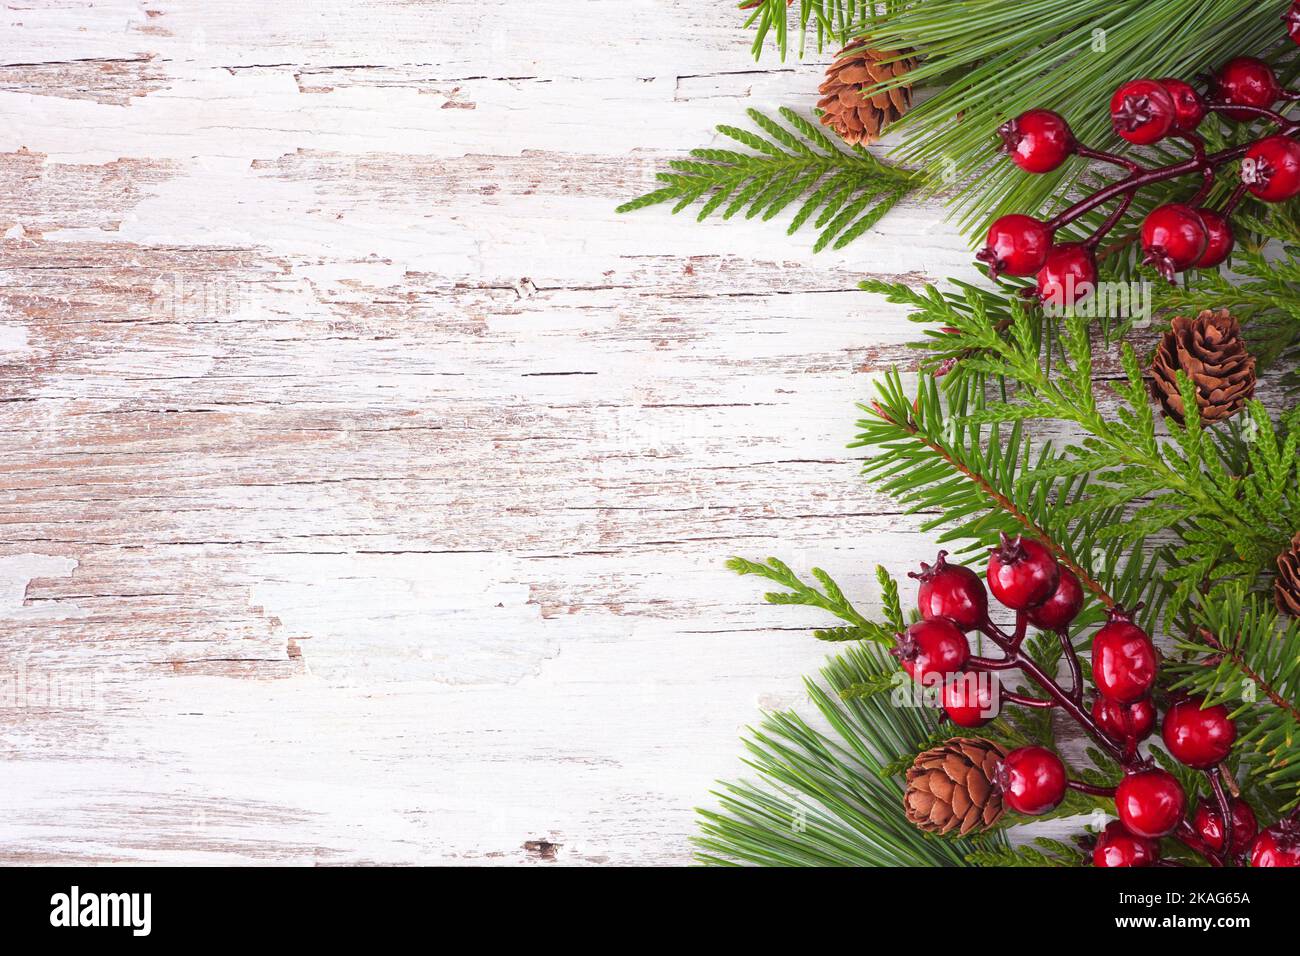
0,0,1151,864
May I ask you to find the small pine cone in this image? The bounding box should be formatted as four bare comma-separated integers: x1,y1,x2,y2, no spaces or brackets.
1276,531,1300,617
903,737,1007,835
1149,309,1256,424
817,41,917,147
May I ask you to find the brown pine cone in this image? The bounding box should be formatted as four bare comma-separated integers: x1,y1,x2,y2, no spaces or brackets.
817,41,917,147
1149,309,1256,425
1276,531,1300,617
903,736,1007,835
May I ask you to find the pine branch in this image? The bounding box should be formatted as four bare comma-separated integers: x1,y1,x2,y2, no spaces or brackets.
695,642,1006,866
739,0,876,61
851,0,1294,238
617,107,915,253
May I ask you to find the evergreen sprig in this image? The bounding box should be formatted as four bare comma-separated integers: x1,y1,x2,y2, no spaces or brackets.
696,640,1007,866
739,0,880,60
851,0,1293,237
860,279,1300,630
617,107,915,253
1166,587,1300,811
965,837,1082,868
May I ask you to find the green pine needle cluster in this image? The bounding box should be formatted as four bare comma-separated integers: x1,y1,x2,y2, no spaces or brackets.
617,107,915,253
739,0,879,60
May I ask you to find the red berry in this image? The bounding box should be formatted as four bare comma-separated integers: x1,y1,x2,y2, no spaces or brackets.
1192,800,1257,853
1092,696,1156,745
1193,208,1234,268
1242,135,1300,203
998,109,1075,174
910,550,988,632
1158,78,1205,132
1162,697,1236,769
1116,768,1186,839
986,533,1059,610
1091,606,1157,703
1093,820,1158,867
1249,816,1300,867
1110,79,1176,145
1289,3,1300,47
892,618,969,682
1025,566,1084,631
977,214,1053,279
1141,203,1208,282
996,746,1067,816
941,672,998,728
1213,57,1282,122
1036,243,1097,310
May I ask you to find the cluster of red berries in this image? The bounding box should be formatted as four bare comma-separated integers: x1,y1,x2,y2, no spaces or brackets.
977,39,1300,307
895,534,1299,867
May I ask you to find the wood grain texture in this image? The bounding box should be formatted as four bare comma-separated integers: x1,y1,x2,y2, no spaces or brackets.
0,1,1266,865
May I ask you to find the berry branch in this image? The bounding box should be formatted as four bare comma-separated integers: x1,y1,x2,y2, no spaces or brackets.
896,535,1277,867
979,56,1300,304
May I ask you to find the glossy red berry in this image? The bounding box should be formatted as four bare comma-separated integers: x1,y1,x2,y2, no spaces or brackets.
1242,135,1300,203
1025,566,1084,631
1091,606,1157,704
1036,243,1097,310
1289,3,1300,47
1116,768,1186,839
910,550,988,632
1249,816,1300,866
892,618,969,682
1162,697,1236,768
1213,57,1282,122
977,215,1053,279
1092,695,1156,745
996,746,1067,816
1093,820,1158,867
1141,203,1208,282
1192,800,1257,854
1110,79,1176,145
1159,78,1206,132
986,532,1059,611
1193,208,1234,269
942,672,998,728
998,109,1075,174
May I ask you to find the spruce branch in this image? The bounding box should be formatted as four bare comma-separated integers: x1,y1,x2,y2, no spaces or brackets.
739,0,875,61
617,107,915,253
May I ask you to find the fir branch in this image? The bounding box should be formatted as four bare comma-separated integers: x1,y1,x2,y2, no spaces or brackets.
861,278,1300,630
617,107,915,253
965,838,1082,868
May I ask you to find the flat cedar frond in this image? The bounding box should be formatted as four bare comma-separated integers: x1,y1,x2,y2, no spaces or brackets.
1167,588,1300,811
859,279,1300,634
617,107,915,253
695,642,1007,866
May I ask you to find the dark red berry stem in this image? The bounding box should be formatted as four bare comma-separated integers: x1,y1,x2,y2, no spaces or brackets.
1208,768,1235,859
1068,780,1116,797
